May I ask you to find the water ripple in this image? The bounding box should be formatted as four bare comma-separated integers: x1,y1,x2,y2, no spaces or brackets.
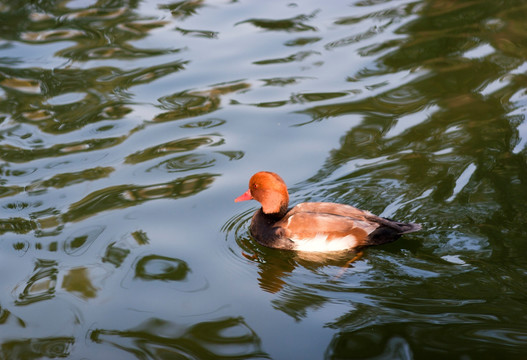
0,76,42,94
63,225,105,256
89,316,269,359
238,11,319,33
21,29,85,43
63,174,217,223
2,337,75,359
14,259,58,306
135,254,190,282
125,135,223,164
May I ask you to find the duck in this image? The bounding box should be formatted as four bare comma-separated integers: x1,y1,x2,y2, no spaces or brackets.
235,171,421,252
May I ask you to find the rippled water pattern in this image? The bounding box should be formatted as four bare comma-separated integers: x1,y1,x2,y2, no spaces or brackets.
1,0,527,358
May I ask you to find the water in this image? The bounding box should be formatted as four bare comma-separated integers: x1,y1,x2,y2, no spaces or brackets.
1,0,527,358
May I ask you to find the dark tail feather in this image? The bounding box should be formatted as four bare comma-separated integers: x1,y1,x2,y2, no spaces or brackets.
398,222,421,234
365,219,421,246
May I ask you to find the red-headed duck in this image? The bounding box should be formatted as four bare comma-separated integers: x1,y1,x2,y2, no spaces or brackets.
235,171,421,252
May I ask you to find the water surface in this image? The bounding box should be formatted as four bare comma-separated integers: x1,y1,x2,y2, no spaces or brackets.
1,0,527,358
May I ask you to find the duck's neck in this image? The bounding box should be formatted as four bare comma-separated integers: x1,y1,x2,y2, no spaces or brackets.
261,203,289,221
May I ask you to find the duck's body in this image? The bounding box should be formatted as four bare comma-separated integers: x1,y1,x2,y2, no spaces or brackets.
235,172,421,252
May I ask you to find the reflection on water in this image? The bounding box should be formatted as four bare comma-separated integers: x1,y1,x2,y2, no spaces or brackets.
63,225,104,255
230,227,364,296
154,82,250,122
90,316,270,359
64,173,217,222
14,259,58,306
135,254,190,281
2,336,75,359
1,0,527,358
62,267,99,299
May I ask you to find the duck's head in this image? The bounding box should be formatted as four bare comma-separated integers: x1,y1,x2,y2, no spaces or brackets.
235,171,289,216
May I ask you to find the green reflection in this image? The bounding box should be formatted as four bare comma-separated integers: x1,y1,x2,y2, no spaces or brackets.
0,305,25,327
238,11,319,32
135,254,190,282
89,317,270,359
159,0,206,19
63,225,105,255
131,230,150,245
15,259,57,306
102,242,131,268
64,173,217,223
0,137,123,162
1,337,74,359
61,267,98,299
37,167,114,189
0,217,36,235
154,82,250,122
125,136,222,164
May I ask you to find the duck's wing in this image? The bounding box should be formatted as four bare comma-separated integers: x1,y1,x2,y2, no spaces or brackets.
275,205,380,252
292,202,421,233
289,202,373,219
277,202,421,251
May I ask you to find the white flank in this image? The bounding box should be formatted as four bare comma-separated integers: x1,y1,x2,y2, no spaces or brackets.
291,234,358,252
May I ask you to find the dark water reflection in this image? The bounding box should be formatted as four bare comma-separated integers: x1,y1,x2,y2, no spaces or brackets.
90,317,270,359
1,0,527,358
2,336,75,359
